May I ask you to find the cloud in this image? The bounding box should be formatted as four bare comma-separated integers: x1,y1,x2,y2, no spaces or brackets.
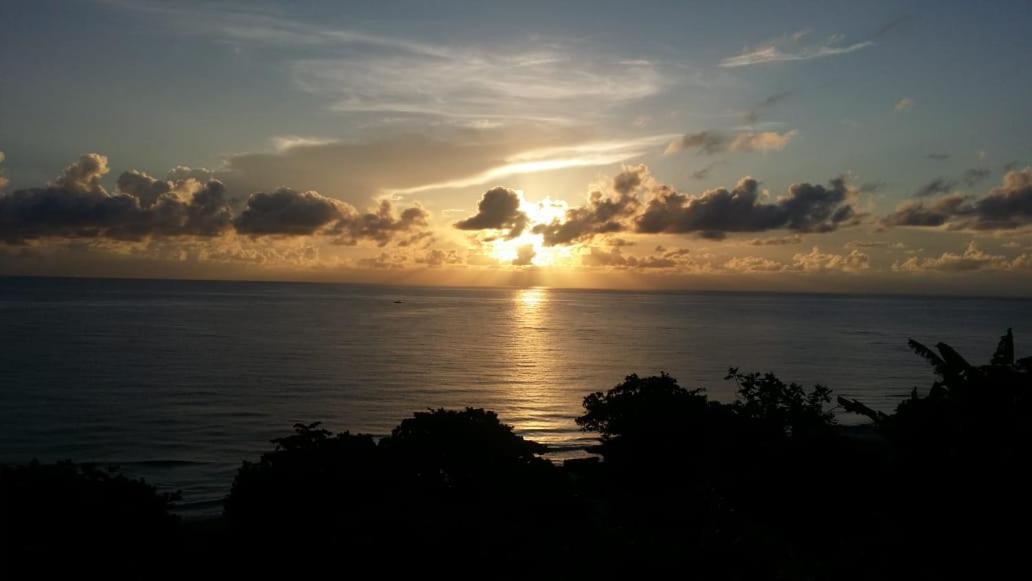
912,168,992,198
893,241,1031,272
635,175,860,237
927,153,951,161
0,154,235,244
234,188,351,236
884,168,1032,231
691,160,725,180
454,187,529,239
512,244,536,266
334,200,430,247
791,247,870,272
0,153,429,246
913,177,957,198
743,91,793,123
416,248,462,267
894,98,914,112
746,234,803,246
665,130,796,155
729,130,797,152
844,240,906,250
720,30,873,68
0,151,8,191
532,166,646,246
128,1,663,125
581,246,684,269
722,256,788,273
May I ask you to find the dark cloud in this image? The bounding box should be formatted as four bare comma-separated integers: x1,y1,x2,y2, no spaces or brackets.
533,182,641,246
334,200,430,247
664,130,796,155
635,176,859,237
743,90,792,123
581,246,683,270
0,154,233,243
0,153,428,246
512,244,536,266
746,234,803,246
235,188,350,236
454,187,528,239
884,168,1032,231
913,177,956,198
961,167,991,187
612,164,648,195
665,131,726,155
913,168,992,197
691,160,725,180
927,153,951,161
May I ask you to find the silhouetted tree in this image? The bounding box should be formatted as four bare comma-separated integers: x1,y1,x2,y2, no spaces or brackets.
1,461,179,578
380,407,549,490
838,329,1032,579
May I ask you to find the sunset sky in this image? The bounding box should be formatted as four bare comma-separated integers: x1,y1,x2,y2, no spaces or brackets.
2,0,1031,293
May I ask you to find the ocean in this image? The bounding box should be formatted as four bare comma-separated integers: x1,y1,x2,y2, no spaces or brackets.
1,276,1029,515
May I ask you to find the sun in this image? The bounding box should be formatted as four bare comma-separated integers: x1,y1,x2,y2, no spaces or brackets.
487,193,575,267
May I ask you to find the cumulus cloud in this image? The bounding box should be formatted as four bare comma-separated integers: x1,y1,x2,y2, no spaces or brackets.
635,176,860,237
791,247,870,272
885,168,1032,231
722,256,788,273
454,187,529,239
512,244,536,266
0,154,234,244
581,246,690,270
235,188,351,236
893,241,1031,272
532,166,646,246
416,248,462,267
334,200,430,247
0,153,429,247
665,130,796,156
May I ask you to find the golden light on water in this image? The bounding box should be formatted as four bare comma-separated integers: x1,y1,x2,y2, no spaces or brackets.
517,286,547,308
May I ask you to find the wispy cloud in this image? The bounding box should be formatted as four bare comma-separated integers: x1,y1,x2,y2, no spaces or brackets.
111,0,665,125
720,30,872,68
665,130,797,155
895,97,914,112
395,134,678,194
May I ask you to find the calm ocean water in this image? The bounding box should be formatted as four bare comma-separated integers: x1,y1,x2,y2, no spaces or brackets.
2,276,1030,515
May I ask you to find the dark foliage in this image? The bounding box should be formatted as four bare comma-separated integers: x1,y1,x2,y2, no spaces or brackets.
837,328,1032,579
0,461,179,577
221,410,571,576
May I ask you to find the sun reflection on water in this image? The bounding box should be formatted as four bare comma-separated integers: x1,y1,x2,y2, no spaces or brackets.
504,287,587,459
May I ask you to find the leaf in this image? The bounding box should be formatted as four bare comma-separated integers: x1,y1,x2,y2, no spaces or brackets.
837,396,887,423
935,343,972,375
992,328,1015,365
908,339,946,376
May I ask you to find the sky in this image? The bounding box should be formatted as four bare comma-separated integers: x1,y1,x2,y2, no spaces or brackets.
1,0,1031,294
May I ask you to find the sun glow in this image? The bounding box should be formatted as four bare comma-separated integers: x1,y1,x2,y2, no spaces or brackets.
487,193,575,267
